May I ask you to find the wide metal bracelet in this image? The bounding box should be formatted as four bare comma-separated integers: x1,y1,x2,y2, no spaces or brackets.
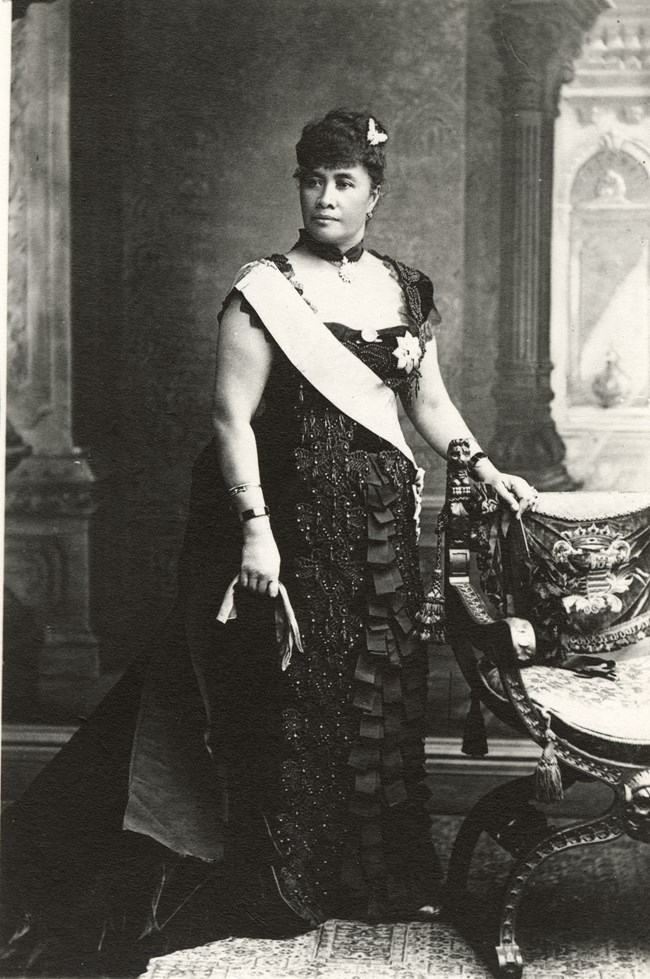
467,451,488,472
240,506,270,523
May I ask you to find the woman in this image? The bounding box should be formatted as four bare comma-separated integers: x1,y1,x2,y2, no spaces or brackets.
1,108,536,976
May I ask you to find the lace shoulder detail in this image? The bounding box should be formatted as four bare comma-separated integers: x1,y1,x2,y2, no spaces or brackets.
228,258,278,292
268,253,309,297
420,309,441,343
217,289,267,334
219,255,302,333
370,251,442,340
218,259,275,332
268,253,300,285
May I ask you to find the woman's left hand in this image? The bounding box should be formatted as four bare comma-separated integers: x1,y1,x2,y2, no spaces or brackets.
473,459,539,519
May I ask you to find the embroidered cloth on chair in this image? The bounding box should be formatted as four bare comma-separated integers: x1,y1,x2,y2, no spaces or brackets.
506,492,650,661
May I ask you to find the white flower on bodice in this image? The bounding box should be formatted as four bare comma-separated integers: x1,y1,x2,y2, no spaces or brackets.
392,333,421,374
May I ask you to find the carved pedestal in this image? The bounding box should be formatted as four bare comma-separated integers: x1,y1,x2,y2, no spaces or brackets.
6,454,97,682
6,0,99,710
489,0,610,489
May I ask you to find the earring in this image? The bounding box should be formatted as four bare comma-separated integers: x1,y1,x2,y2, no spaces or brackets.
366,211,374,222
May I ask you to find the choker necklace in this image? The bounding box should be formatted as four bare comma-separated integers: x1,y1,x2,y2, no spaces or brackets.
296,228,364,283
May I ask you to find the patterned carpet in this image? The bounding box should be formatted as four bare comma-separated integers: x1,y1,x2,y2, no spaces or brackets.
140,815,650,979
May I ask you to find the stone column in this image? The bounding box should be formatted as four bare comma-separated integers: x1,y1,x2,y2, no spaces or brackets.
6,0,98,702
489,0,611,489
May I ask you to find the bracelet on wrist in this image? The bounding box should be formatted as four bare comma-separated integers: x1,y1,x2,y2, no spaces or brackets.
240,506,270,523
467,451,488,472
228,482,261,497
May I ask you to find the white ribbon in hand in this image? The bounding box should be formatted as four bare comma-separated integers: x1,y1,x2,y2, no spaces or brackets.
216,576,304,671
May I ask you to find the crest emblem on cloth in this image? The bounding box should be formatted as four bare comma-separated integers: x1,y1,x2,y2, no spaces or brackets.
552,523,645,616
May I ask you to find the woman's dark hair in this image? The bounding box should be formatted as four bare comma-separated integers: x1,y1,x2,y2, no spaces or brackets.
295,108,388,188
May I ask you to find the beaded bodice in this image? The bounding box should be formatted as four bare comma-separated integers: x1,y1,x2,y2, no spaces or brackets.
322,321,423,403
239,251,439,405
244,300,424,405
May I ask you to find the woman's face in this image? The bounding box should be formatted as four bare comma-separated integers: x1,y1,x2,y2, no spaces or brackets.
299,164,379,251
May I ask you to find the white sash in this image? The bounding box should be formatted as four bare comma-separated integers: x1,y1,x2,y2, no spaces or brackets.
234,261,417,468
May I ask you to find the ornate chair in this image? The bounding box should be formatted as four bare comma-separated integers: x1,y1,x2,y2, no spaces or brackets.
427,440,650,978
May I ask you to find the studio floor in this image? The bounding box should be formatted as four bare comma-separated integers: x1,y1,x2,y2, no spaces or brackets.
140,813,650,979
2,731,648,979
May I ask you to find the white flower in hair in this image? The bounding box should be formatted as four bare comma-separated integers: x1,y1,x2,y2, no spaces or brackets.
392,333,421,374
367,117,388,146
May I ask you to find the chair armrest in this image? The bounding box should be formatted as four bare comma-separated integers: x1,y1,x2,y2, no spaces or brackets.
447,579,536,668
443,438,536,668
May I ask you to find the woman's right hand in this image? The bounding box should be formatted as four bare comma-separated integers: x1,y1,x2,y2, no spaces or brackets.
240,520,281,598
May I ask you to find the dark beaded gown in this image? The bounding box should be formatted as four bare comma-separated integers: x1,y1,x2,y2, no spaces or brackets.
0,252,443,977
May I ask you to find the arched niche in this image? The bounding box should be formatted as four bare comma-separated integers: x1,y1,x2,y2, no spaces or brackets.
550,0,650,491
568,148,650,409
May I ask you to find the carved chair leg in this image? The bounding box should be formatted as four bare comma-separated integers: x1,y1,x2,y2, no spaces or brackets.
446,776,539,908
496,806,625,979
445,808,487,910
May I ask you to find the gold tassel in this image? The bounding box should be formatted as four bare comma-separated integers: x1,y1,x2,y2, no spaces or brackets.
535,711,563,803
462,687,488,757
417,569,446,642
